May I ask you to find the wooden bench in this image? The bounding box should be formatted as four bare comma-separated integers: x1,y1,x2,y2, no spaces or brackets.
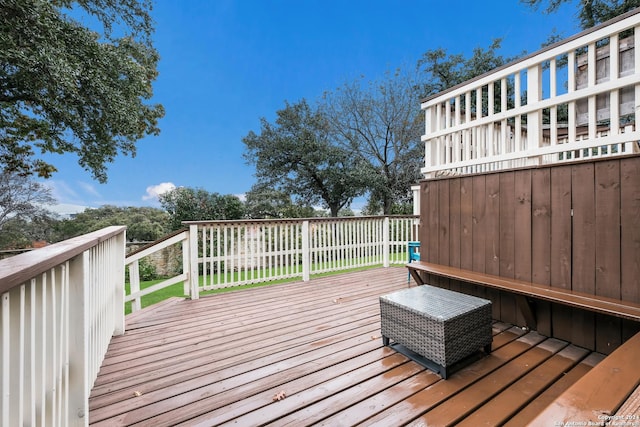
529,331,640,425
406,261,640,330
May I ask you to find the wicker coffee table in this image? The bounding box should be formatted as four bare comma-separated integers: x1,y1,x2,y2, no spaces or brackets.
380,285,492,379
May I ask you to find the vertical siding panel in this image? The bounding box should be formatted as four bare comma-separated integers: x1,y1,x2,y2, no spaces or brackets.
532,169,551,285
550,165,573,343
550,166,572,289
460,176,474,298
485,174,500,276
514,169,532,327
499,172,516,278
572,163,596,292
427,181,440,286
439,180,451,289
460,177,474,269
428,181,439,266
531,168,552,336
514,169,532,281
620,158,640,341
472,175,487,299
499,172,517,324
571,162,596,350
595,160,621,298
532,168,552,335
419,181,430,264
449,178,461,268
595,160,622,354
485,173,501,318
449,179,461,292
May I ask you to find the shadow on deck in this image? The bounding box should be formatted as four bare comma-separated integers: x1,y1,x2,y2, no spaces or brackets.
89,267,612,426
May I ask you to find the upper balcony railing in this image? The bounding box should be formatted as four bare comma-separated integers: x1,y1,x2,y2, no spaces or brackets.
421,9,640,178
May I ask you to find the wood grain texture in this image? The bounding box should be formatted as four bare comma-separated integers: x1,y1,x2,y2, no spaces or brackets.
620,158,640,304
89,268,619,426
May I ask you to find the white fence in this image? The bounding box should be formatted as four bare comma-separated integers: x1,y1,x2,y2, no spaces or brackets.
122,216,418,311
422,9,640,177
0,226,126,427
184,216,419,295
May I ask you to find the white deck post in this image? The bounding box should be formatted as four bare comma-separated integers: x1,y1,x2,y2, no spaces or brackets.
113,230,126,336
411,185,421,216
383,217,390,268
182,236,190,296
128,261,141,312
302,221,310,282
189,224,200,300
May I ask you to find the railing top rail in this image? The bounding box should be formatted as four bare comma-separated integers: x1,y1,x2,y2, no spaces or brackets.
421,7,640,105
0,225,126,294
419,152,640,181
182,215,419,227
125,227,188,259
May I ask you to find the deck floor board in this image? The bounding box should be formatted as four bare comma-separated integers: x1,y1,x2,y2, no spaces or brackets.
90,267,610,426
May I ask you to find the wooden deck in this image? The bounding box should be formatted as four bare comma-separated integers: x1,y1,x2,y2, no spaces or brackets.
89,267,610,426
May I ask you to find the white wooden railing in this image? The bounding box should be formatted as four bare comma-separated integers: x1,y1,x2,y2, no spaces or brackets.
0,226,126,427
0,216,418,424
422,9,640,177
122,216,418,311
124,229,191,312
184,216,419,296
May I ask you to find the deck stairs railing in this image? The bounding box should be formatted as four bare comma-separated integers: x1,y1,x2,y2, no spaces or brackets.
422,9,640,177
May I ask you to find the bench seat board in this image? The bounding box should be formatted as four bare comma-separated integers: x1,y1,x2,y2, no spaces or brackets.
407,261,640,322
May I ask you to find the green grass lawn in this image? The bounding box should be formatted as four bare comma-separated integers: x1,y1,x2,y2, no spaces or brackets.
124,257,409,315
124,275,298,314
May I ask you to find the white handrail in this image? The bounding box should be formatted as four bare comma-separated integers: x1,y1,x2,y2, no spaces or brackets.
0,226,126,427
124,229,189,312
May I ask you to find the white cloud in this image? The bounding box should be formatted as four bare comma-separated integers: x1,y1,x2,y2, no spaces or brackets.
143,182,176,201
78,181,101,198
235,193,246,202
43,180,78,202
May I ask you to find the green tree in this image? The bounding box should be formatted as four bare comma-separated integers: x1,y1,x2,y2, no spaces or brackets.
159,187,245,230
521,0,640,29
54,205,169,241
416,39,520,100
321,70,424,215
0,0,164,182
243,99,368,217
244,183,316,219
0,172,56,228
0,213,59,249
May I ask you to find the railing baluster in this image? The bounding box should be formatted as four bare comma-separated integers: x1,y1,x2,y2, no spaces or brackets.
2,291,9,427
29,278,36,425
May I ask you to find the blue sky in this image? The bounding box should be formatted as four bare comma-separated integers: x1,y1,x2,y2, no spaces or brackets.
45,0,580,214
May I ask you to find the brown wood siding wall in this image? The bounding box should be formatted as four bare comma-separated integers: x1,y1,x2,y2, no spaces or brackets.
418,156,640,353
